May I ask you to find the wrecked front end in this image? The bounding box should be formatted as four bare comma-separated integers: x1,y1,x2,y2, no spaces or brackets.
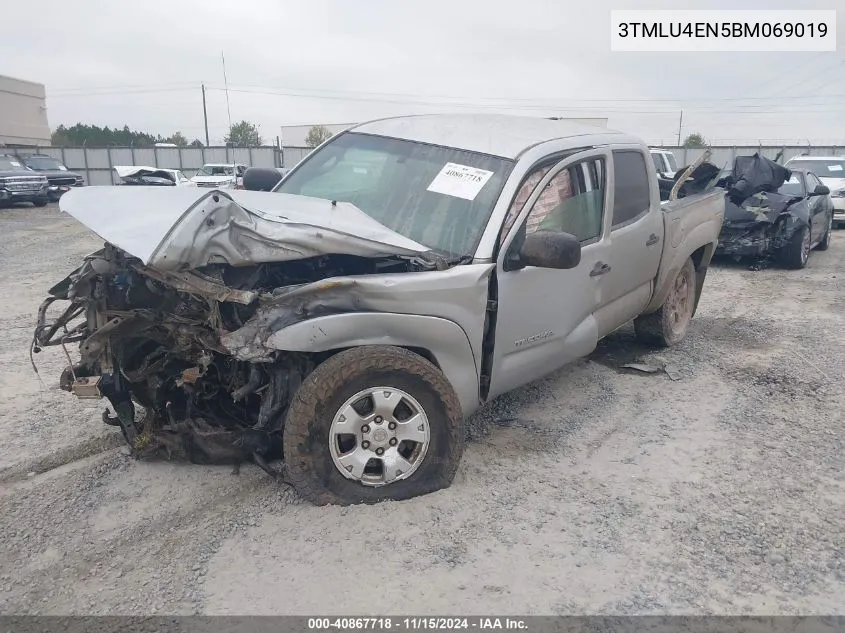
33,243,441,472
715,192,806,258
32,186,449,473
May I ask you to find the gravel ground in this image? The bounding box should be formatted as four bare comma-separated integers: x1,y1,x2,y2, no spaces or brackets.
0,203,842,615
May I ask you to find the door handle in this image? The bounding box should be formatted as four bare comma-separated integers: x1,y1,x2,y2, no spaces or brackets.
590,262,612,277
646,233,660,246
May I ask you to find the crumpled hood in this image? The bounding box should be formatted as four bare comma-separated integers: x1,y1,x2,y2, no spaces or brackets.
59,186,429,271
723,191,802,225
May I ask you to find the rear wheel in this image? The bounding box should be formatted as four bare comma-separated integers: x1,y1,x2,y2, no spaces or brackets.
634,257,696,348
283,346,464,506
816,215,832,251
779,225,811,269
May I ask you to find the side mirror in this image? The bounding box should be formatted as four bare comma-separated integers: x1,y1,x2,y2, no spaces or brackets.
812,184,830,196
242,167,283,191
518,230,581,270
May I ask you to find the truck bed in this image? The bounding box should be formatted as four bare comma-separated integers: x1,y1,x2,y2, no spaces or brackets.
646,188,725,315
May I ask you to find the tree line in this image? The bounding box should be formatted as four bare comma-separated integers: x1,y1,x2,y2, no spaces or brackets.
50,121,265,148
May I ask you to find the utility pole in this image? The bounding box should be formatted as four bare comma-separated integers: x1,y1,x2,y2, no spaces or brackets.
201,84,209,146
222,52,233,147
676,110,684,146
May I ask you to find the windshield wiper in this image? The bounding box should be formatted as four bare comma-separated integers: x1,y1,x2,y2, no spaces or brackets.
409,249,471,271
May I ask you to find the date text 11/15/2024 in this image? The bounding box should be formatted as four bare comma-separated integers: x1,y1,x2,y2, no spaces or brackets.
308,618,529,630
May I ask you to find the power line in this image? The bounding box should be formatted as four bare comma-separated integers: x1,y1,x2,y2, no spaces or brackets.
763,58,844,99
743,52,830,97
47,81,845,105
48,86,200,98
201,85,845,114
49,82,199,94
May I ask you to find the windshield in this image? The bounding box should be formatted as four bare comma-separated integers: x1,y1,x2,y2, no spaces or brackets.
788,159,845,179
198,165,234,176
651,154,664,172
23,156,65,171
0,156,26,171
666,153,678,171
276,132,513,256
778,173,805,197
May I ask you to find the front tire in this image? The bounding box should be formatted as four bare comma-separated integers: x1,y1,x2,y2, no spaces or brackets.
816,215,832,251
33,198,48,208
634,257,696,348
283,346,464,506
779,225,811,269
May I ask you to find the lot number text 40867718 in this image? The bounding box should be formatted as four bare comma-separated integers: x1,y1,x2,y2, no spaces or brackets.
307,618,528,630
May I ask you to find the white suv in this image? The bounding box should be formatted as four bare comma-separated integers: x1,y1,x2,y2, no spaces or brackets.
785,155,845,227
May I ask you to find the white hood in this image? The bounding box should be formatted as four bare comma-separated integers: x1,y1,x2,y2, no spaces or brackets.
191,175,235,184
818,176,845,193
59,186,428,271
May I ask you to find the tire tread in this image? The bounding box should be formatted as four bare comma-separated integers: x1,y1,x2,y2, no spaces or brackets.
283,345,464,506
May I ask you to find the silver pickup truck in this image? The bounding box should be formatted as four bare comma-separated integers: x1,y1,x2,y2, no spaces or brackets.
35,114,724,505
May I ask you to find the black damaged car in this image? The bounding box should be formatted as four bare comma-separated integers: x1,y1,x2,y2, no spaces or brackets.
715,155,833,269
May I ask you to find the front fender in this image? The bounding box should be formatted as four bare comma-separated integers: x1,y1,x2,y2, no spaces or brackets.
265,312,480,417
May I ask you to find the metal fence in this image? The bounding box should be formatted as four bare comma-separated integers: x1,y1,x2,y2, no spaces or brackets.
654,145,843,169
280,146,314,170
16,146,283,186
274,145,845,173
8,143,843,186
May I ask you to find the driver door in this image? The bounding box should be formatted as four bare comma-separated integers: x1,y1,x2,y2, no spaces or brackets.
486,149,611,400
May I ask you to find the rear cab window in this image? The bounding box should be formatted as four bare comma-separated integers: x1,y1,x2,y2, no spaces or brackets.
611,150,651,228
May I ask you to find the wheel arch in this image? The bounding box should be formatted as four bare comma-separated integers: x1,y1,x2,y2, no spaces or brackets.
644,236,715,316
264,312,480,417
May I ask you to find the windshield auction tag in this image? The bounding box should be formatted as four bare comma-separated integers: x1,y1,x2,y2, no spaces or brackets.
427,163,494,200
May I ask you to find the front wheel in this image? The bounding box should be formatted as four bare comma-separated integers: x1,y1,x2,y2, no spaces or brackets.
283,346,464,506
779,225,811,269
815,215,832,251
634,257,696,348
32,198,49,208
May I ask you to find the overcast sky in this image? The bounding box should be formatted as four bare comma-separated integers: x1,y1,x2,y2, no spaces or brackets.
5,0,844,146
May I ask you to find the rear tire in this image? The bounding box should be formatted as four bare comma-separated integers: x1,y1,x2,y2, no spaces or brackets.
779,225,811,269
634,257,696,348
815,216,832,251
283,345,464,506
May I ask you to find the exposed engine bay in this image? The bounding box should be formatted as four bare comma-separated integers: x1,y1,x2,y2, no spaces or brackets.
33,243,440,475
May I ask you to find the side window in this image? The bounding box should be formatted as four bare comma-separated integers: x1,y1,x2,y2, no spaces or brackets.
611,150,650,228
499,165,551,244
651,153,664,172
524,158,606,243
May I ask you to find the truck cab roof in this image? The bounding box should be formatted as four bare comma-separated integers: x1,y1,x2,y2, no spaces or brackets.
350,114,636,160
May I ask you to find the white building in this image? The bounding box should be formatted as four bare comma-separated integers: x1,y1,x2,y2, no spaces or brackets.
0,75,51,146
281,117,609,148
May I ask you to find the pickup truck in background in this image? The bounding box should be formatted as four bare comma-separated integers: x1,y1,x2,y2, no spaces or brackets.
0,153,49,207
35,114,724,505
16,153,85,201
650,148,679,179
190,163,248,189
